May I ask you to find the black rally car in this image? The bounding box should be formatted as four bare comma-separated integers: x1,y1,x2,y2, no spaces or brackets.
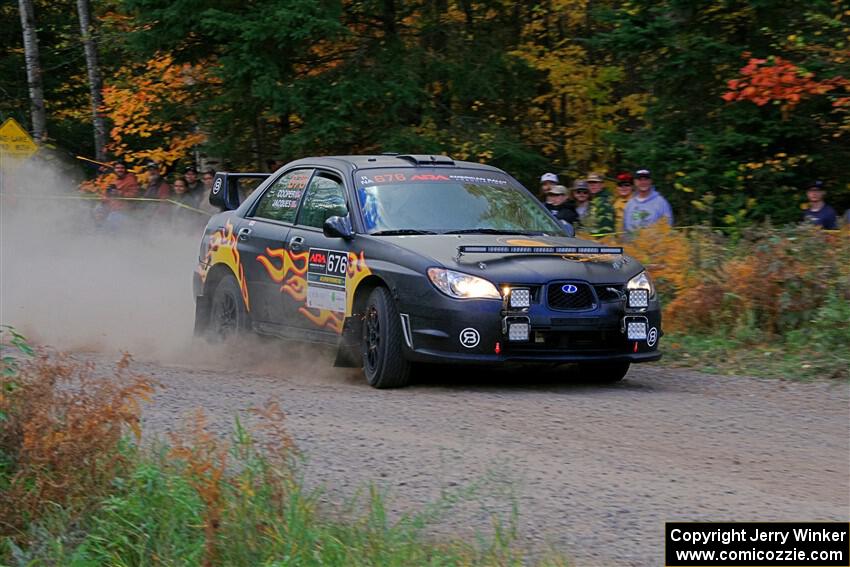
193,154,661,388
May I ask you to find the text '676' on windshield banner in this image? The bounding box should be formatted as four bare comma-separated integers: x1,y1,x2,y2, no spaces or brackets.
666,522,849,567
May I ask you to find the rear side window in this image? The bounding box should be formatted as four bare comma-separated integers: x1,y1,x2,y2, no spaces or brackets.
252,169,313,223
297,172,348,229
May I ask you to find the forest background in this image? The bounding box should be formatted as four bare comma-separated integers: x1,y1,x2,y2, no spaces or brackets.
3,0,850,226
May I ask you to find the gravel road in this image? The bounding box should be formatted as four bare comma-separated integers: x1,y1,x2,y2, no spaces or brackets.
118,347,850,567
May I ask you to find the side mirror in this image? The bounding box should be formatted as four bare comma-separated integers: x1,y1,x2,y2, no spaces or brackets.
323,215,354,240
561,221,576,237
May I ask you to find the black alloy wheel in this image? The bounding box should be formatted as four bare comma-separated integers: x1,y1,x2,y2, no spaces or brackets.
361,287,411,388
209,275,248,341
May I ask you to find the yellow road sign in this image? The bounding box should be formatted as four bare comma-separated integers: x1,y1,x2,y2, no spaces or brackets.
0,118,38,160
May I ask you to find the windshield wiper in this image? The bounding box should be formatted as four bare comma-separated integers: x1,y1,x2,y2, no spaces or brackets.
443,228,543,235
370,229,439,236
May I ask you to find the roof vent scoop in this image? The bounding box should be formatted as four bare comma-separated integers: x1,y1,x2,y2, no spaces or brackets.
396,154,455,166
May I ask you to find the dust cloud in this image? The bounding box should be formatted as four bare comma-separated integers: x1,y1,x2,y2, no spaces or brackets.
0,156,341,380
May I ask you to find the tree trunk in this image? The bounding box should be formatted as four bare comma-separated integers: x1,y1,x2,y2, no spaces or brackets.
17,0,47,142
76,0,107,161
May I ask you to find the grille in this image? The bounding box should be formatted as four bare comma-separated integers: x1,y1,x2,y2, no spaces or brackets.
547,282,596,311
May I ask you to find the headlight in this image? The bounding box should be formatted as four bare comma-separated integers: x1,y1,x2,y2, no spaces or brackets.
427,268,501,299
626,271,655,307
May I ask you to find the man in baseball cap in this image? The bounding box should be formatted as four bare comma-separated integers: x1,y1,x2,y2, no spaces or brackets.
580,171,615,236
623,168,674,232
571,180,591,229
543,183,578,225
540,172,559,197
802,180,837,229
613,172,633,230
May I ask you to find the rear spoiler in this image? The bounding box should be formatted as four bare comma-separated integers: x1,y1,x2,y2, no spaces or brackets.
457,245,623,256
209,172,271,211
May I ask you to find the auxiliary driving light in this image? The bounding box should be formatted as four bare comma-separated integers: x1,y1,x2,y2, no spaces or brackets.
628,289,649,308
626,320,648,340
508,287,531,309
503,316,531,342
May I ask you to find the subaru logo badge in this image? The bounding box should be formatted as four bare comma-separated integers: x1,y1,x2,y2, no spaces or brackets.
561,284,578,294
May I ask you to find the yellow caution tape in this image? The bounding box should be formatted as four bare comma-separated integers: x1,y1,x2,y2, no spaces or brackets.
0,193,213,216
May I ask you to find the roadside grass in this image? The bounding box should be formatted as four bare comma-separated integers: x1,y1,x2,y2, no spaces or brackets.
662,334,850,380
661,291,850,380
0,331,568,567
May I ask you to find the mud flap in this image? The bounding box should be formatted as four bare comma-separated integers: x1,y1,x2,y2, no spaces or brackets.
333,316,361,367
193,296,211,337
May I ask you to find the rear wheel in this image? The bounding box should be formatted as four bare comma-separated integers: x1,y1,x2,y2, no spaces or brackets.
208,275,249,341
577,361,630,383
361,287,411,388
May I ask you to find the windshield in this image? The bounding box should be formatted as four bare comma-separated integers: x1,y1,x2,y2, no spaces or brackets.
355,168,565,235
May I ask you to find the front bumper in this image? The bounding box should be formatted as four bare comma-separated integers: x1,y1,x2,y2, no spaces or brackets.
399,284,662,365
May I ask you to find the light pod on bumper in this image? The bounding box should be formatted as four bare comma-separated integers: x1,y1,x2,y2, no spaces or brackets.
623,316,648,340
626,271,654,309
628,288,649,308
502,315,530,342
508,287,531,309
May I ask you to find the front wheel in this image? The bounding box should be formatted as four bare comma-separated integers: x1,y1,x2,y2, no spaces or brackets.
208,275,249,341
361,287,411,388
576,361,631,383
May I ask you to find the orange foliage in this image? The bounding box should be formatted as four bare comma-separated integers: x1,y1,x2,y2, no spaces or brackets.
608,224,850,335
619,223,696,301
651,225,850,335
0,353,155,538
168,403,295,567
80,53,218,192
722,55,848,117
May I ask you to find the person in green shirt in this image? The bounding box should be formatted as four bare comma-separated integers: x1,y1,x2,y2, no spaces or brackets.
584,172,615,236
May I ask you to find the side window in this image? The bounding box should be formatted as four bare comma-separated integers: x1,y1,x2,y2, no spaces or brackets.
296,172,348,229
252,169,313,223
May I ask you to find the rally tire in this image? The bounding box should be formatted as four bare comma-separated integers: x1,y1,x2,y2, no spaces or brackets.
208,275,249,341
577,361,630,383
361,287,411,388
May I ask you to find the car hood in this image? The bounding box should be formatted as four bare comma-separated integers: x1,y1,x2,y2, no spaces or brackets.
374,234,642,284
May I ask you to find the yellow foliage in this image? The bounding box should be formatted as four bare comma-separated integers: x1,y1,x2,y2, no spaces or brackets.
511,1,649,172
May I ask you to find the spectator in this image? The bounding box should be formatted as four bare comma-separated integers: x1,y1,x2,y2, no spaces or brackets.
170,177,206,230
105,160,140,214
142,162,171,199
844,208,850,227
802,180,837,230
171,177,192,204
623,168,674,232
93,202,122,234
572,180,592,229
543,184,578,226
199,168,221,214
202,168,216,192
184,165,203,193
585,172,615,235
613,172,633,231
540,172,559,199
